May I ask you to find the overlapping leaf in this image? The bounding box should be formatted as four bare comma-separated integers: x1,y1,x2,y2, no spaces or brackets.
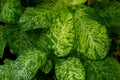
0,0,22,23
83,57,120,80
55,57,86,80
0,48,47,80
45,7,75,57
92,2,120,36
19,2,54,31
10,48,47,80
5,25,32,55
74,6,110,60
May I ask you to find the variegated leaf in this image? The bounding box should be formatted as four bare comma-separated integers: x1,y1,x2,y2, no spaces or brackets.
45,8,75,57
74,6,110,60
0,48,47,80
19,2,54,31
5,25,32,55
10,48,47,80
0,0,22,23
92,2,120,36
55,57,86,80
83,57,120,80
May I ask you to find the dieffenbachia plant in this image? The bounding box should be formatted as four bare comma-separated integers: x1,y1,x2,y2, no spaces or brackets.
55,57,86,80
44,6,75,57
5,24,32,55
92,2,120,37
19,2,54,31
0,0,22,23
0,0,120,80
0,48,47,80
74,6,110,60
83,57,120,80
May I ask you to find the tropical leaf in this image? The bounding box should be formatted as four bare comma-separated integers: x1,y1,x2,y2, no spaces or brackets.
92,2,120,36
83,57,120,80
19,2,54,31
0,48,47,80
55,57,86,80
0,0,22,23
45,7,75,57
5,25,32,55
0,63,12,80
74,6,110,60
10,48,47,80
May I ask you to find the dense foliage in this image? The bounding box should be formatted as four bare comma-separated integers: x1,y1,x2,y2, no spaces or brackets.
0,0,120,80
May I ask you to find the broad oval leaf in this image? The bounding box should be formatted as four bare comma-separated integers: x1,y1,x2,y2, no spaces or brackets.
0,48,47,80
55,57,86,80
19,2,54,31
0,0,22,23
74,6,110,60
5,25,32,55
92,2,120,36
45,7,75,57
10,48,47,80
83,57,120,80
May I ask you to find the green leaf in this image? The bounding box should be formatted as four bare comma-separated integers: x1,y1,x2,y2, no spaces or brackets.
93,2,120,36
36,29,50,52
74,6,110,60
55,57,86,80
0,0,5,12
5,25,32,55
4,59,14,65
0,0,22,23
40,60,52,74
83,57,120,80
0,48,47,80
0,64,12,80
45,7,75,57
19,2,54,31
0,25,7,58
57,0,87,6
10,48,47,80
